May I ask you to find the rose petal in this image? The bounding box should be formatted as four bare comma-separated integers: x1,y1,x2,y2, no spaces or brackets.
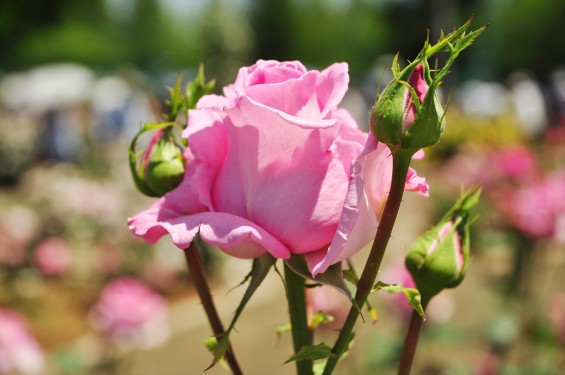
211,97,353,253
129,204,291,259
313,135,428,276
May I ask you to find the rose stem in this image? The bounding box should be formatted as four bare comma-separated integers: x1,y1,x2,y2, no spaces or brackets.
397,306,426,375
284,262,314,375
323,151,412,375
184,243,243,375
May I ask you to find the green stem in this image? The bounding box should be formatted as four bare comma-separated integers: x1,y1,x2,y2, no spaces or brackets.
184,244,243,375
284,263,314,375
397,306,426,375
323,151,412,375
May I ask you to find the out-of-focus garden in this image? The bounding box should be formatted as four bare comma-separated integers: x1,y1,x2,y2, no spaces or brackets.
1,0,564,374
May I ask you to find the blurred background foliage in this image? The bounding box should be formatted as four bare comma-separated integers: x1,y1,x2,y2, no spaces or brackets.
1,0,564,84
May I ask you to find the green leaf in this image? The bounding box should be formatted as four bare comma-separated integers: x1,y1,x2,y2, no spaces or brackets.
368,305,378,324
453,25,488,58
184,64,215,112
372,281,426,319
313,361,327,375
285,255,352,299
344,260,377,323
275,323,292,341
342,268,358,285
207,254,276,369
310,311,334,330
165,74,184,121
203,336,218,352
391,52,401,77
285,343,333,363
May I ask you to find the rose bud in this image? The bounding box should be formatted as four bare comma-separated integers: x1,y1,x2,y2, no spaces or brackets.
371,62,445,154
130,127,185,198
405,188,480,304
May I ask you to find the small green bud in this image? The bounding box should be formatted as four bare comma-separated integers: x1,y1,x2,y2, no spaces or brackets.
371,63,445,154
143,129,185,197
130,127,185,197
128,66,215,198
370,17,488,155
405,188,480,303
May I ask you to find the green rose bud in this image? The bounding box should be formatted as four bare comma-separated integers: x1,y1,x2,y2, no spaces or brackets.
130,127,185,197
371,18,488,156
405,188,480,304
371,62,445,154
128,66,215,198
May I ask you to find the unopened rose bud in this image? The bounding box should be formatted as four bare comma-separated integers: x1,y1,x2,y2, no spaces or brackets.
405,188,480,303
142,129,184,197
371,63,444,154
130,127,185,197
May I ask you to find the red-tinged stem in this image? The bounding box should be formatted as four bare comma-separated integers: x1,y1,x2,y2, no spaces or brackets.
323,151,412,375
184,243,243,375
397,307,425,375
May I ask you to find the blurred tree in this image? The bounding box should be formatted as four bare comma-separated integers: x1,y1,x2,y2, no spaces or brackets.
250,0,294,62
200,0,253,86
479,0,565,80
0,0,68,69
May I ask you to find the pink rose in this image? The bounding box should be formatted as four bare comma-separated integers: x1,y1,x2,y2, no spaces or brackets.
32,237,72,276
0,308,44,375
128,60,427,276
89,278,169,348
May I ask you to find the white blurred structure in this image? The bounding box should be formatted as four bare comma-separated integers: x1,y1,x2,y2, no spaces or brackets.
0,63,94,113
458,80,510,118
508,71,548,137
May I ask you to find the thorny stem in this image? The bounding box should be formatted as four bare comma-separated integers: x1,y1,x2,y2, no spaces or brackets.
397,305,426,375
184,243,243,375
284,263,314,375
323,151,413,375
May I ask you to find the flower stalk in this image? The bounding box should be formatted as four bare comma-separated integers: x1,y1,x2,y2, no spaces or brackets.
183,243,243,375
284,263,314,375
323,150,413,374
397,307,426,375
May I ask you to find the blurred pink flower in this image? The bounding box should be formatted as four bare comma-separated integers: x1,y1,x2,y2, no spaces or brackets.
0,308,44,375
498,171,565,241
89,278,169,349
491,145,536,182
33,237,72,276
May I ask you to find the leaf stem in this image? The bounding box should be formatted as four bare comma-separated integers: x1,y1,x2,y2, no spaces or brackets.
284,262,314,375
397,308,425,375
184,243,243,375
323,151,413,375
